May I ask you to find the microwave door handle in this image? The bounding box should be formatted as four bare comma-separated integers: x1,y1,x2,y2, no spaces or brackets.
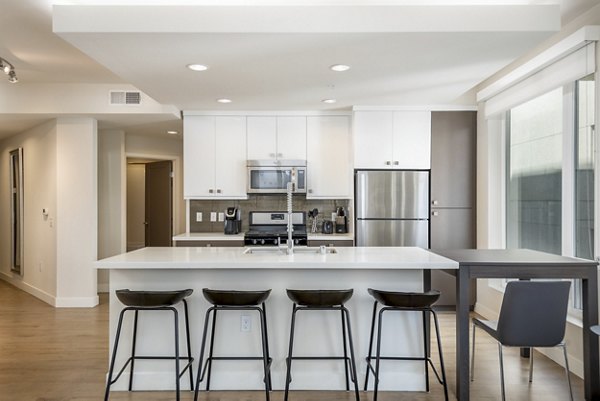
291,168,297,191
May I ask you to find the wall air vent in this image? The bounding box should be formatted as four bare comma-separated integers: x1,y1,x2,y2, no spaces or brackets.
109,90,142,105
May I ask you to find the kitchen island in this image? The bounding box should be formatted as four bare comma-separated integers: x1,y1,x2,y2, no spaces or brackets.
96,246,457,392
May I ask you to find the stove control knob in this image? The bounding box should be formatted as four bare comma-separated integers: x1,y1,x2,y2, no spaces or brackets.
273,239,278,245
260,239,265,245
294,239,299,245
252,239,258,245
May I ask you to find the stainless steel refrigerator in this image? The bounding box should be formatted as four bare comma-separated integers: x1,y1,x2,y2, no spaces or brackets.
355,170,429,247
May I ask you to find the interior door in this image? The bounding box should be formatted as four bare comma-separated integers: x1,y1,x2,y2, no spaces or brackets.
145,160,173,246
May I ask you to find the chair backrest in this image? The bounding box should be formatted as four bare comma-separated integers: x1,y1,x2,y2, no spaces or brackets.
497,280,571,347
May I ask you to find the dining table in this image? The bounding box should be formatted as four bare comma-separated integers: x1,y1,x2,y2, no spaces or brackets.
431,249,599,401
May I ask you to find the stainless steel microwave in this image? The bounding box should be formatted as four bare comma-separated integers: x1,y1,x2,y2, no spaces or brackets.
247,160,307,194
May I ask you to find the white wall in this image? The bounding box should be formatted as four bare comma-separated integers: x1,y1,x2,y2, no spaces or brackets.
55,117,99,307
98,130,126,292
0,120,58,304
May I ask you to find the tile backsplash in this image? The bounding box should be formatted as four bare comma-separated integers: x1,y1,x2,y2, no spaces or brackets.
189,195,351,233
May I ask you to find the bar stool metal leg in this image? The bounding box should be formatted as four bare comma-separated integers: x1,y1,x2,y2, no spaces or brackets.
257,306,271,401
205,308,218,390
172,308,181,401
422,310,430,392
183,299,194,390
471,322,477,382
128,310,139,391
364,300,378,391
341,306,360,401
194,307,213,401
261,302,273,391
341,308,350,391
104,308,128,401
284,304,298,401
374,307,385,401
432,309,449,401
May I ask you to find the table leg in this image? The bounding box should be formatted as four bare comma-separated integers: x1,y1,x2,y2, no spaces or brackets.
456,267,470,401
582,269,599,400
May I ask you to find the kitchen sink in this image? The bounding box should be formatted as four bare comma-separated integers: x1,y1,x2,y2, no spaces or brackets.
243,247,337,255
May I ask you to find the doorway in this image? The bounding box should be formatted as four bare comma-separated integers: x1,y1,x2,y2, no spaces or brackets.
126,158,173,251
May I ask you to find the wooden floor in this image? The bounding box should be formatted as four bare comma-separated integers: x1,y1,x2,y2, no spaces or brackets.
0,280,584,401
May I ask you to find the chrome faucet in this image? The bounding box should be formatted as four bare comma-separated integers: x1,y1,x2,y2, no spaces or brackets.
286,175,295,255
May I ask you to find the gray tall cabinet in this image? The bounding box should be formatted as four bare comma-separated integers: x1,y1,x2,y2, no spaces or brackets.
430,111,477,306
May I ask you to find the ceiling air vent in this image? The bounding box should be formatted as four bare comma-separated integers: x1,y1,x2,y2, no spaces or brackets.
109,90,142,105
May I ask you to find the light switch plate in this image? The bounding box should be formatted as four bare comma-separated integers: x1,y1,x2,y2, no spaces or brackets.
210,212,217,222
218,212,225,222
196,212,203,222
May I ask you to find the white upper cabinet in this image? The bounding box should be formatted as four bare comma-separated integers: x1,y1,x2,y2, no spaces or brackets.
354,111,431,169
306,116,352,199
247,116,306,161
277,117,307,160
184,115,247,199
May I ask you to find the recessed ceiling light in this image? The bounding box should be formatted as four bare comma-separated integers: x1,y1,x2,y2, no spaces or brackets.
330,64,350,72
217,98,232,104
322,99,337,104
187,64,208,71
167,130,178,135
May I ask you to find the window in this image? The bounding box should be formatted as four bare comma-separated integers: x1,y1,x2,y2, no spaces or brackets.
506,87,563,254
575,74,595,261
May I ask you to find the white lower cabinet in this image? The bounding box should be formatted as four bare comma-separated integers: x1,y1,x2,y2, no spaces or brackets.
184,115,247,199
306,116,352,199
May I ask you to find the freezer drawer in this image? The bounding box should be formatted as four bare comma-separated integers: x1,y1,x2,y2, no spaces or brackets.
355,170,430,219
356,219,429,247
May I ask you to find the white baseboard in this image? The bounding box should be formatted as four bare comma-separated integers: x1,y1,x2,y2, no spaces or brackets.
0,272,100,308
0,271,56,306
55,295,99,308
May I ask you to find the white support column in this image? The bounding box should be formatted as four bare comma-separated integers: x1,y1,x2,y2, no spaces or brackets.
97,129,126,293
55,117,99,307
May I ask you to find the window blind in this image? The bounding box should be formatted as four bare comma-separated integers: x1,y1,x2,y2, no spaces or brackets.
483,42,595,118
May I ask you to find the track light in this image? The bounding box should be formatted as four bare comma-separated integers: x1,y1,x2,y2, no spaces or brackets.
0,57,18,83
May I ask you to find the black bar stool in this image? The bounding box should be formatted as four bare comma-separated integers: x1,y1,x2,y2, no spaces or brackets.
284,289,360,401
194,288,272,401
104,289,194,401
364,288,449,401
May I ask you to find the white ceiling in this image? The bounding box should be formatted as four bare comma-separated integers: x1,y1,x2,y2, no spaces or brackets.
0,0,598,137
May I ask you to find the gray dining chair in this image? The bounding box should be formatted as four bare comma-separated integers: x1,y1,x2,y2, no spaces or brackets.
470,280,573,401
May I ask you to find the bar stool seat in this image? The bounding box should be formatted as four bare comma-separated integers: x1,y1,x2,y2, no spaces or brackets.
104,289,194,401
365,288,449,401
284,289,359,401
202,289,271,306
286,289,353,307
116,289,193,307
194,288,272,401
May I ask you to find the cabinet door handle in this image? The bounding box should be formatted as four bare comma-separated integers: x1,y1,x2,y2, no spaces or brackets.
216,189,222,194
269,153,276,158
385,161,391,166
432,200,438,206
432,211,439,216
277,153,283,158
209,189,214,194
393,161,399,165
308,189,313,194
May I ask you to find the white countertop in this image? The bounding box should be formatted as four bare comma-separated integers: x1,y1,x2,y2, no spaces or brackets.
172,233,354,241
96,246,457,270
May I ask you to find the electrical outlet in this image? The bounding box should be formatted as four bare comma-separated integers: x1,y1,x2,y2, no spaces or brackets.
218,212,225,222
196,212,203,222
241,315,251,332
210,212,217,222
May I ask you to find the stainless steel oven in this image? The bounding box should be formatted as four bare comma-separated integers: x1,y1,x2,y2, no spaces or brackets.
247,160,306,194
